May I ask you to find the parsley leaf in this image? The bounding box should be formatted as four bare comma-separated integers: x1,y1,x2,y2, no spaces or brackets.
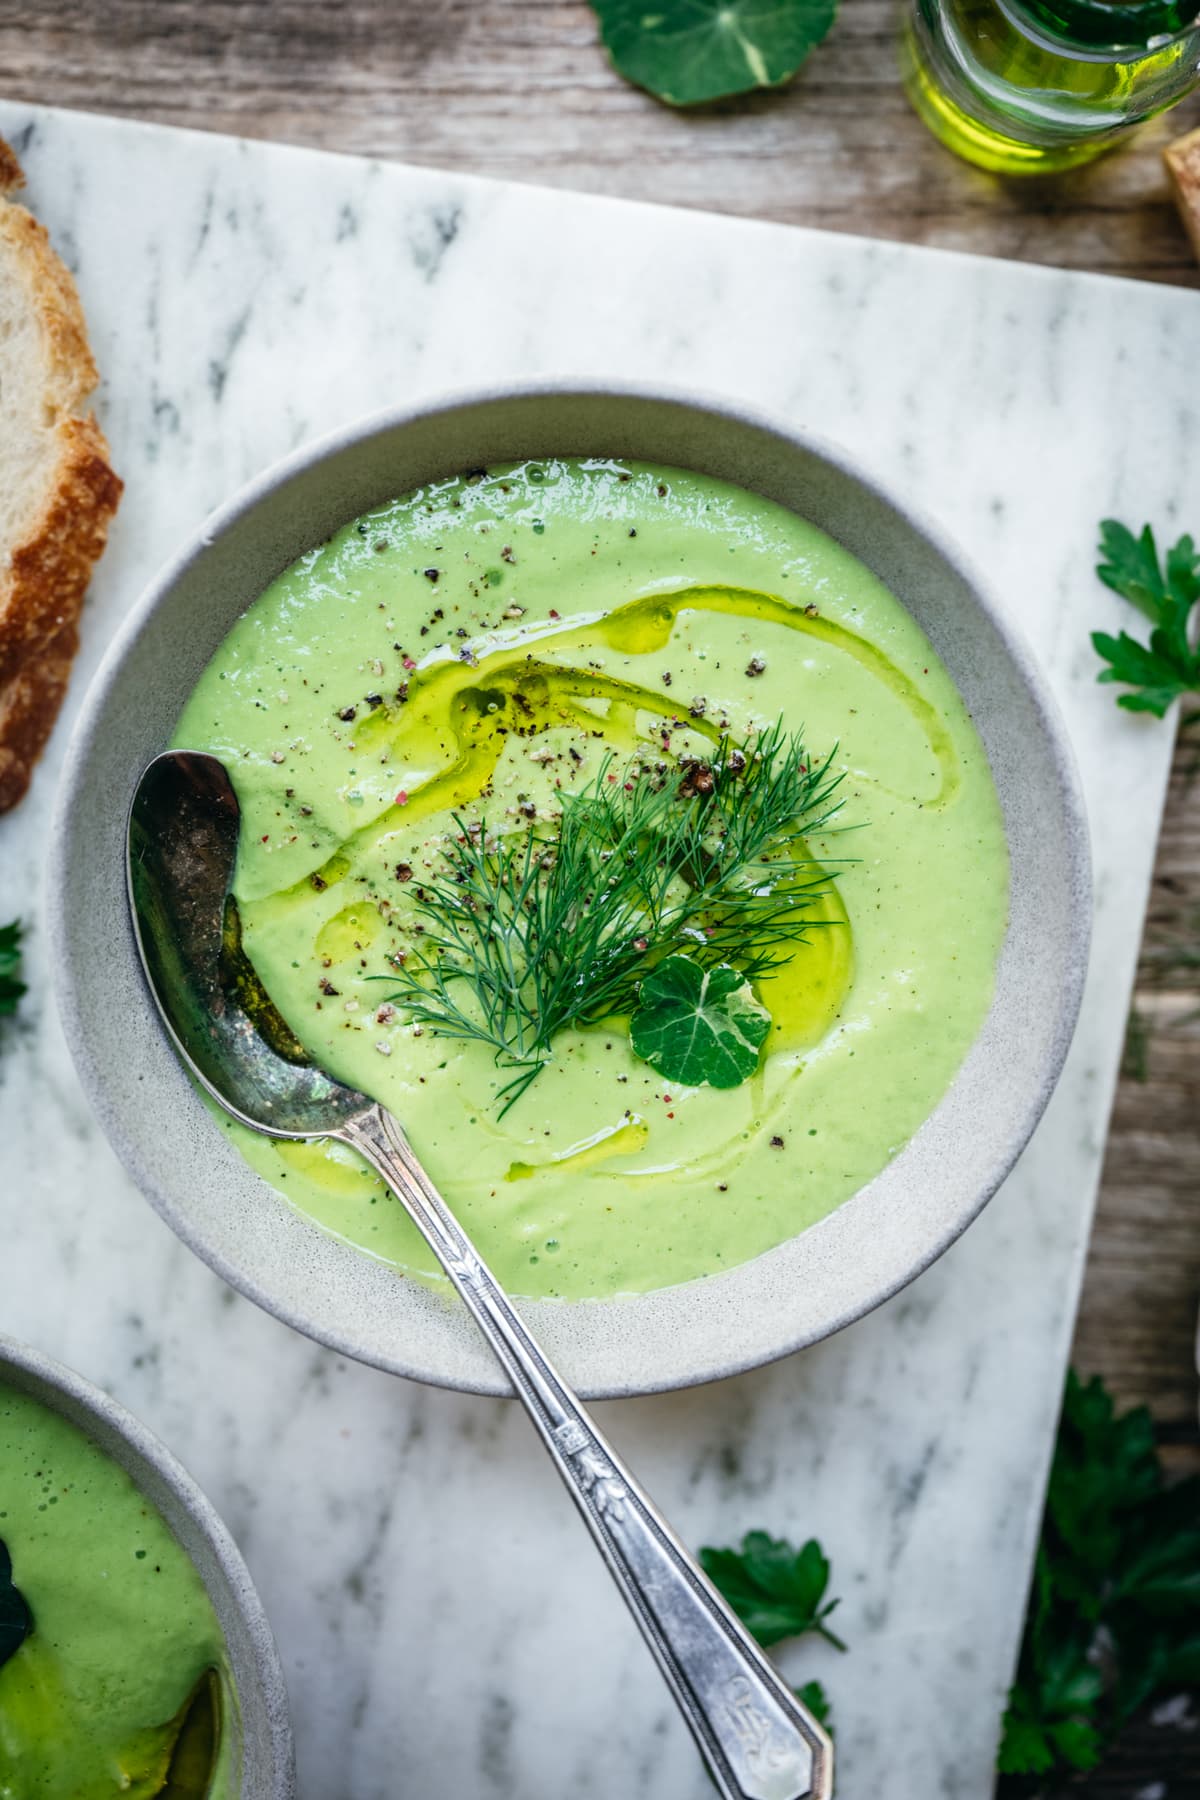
700,1531,844,1746
794,1678,833,1729
700,1529,847,1651
630,955,770,1088
589,0,839,107
0,1538,33,1671
998,1370,1200,1778
998,1574,1106,1777
1092,520,1200,718
0,920,25,1017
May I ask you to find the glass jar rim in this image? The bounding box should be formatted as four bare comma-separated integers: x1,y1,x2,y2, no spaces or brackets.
1004,0,1200,56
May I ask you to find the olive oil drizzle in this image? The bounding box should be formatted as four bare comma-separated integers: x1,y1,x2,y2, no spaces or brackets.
234,579,954,1169
596,584,959,807
258,579,954,912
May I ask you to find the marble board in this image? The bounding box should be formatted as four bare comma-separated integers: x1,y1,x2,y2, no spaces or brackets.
2,101,1197,1799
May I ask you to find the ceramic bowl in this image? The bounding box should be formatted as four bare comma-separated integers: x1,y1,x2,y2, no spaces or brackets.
0,1333,294,1794
51,384,1091,1398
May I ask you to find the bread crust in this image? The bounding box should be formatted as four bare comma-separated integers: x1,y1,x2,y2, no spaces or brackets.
1165,126,1200,266
0,136,24,194
0,134,122,812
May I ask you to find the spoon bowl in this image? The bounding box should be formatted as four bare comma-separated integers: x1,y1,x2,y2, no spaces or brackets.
128,750,372,1140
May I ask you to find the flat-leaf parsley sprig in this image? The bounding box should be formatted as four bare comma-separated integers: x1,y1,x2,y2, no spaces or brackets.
384,720,846,1110
700,1530,847,1735
0,920,25,1034
1092,520,1200,721
998,1369,1200,1780
701,1530,847,1652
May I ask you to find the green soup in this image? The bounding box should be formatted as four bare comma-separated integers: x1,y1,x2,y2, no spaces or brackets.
173,459,1009,1300
0,1383,234,1799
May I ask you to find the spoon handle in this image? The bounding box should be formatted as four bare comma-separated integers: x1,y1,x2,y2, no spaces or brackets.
343,1103,832,1800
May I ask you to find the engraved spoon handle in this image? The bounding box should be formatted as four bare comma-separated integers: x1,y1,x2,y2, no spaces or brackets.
342,1103,832,1800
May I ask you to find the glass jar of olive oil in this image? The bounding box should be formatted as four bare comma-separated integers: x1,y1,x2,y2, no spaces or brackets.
903,0,1200,172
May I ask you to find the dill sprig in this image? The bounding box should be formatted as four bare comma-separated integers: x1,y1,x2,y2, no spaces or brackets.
384,720,847,1110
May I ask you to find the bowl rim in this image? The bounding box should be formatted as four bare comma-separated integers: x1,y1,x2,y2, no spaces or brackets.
0,1330,295,1795
49,378,1092,1398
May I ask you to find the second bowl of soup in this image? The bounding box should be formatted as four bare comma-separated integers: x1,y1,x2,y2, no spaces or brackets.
0,1334,293,1797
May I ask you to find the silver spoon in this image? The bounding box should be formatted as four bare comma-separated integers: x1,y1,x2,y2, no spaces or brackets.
128,749,834,1800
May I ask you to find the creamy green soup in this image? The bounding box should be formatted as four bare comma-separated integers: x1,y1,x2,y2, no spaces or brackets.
173,459,1008,1301
0,1382,234,1798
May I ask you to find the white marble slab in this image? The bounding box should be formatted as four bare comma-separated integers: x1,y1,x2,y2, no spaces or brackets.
1,102,1196,1799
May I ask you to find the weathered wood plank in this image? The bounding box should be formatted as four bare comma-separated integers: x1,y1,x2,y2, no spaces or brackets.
0,1,1197,284
1076,733,1200,1472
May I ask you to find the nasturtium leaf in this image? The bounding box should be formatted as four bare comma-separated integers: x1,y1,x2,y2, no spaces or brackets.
0,1537,33,1671
630,956,769,1088
589,0,839,108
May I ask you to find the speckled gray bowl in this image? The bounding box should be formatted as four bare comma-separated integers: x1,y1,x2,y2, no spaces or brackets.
0,1333,294,1795
51,384,1091,1399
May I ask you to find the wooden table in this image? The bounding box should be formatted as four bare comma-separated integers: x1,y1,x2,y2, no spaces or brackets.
2,0,1197,1785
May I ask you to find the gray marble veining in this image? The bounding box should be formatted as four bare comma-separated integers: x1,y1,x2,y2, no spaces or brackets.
1,102,1197,1798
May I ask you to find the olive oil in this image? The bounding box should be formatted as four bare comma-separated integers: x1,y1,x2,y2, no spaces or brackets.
903,0,1200,173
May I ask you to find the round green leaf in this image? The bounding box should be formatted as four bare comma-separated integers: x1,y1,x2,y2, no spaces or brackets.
590,0,839,108
630,955,770,1087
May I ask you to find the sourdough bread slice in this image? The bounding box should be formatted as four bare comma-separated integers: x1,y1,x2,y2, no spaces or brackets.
0,136,122,812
